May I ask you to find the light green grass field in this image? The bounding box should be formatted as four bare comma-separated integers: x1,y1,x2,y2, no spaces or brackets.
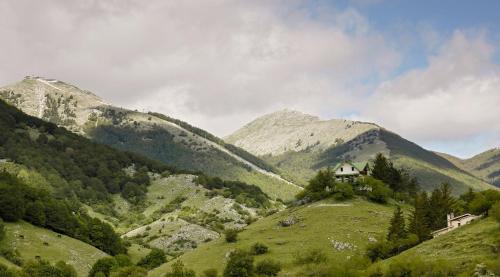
150,198,399,276
0,221,108,276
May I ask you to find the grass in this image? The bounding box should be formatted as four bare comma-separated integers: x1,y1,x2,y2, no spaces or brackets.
0,221,108,276
149,198,400,276
372,217,500,274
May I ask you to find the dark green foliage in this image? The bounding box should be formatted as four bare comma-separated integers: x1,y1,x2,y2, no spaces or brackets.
0,172,125,255
21,260,77,277
408,192,431,242
195,176,270,208
294,249,328,265
387,206,407,241
333,183,354,200
371,153,418,195
0,248,23,266
466,189,500,215
358,176,392,203
426,183,455,230
164,260,196,277
382,257,453,277
0,218,5,242
0,264,16,277
111,266,147,277
121,182,146,205
136,248,166,270
89,257,119,277
365,235,419,262
0,99,169,205
255,259,281,276
224,229,238,243
250,242,268,255
223,250,254,277
203,268,218,277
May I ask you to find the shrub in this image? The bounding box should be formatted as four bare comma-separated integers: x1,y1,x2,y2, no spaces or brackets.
224,229,238,243
89,257,119,277
255,259,281,276
490,201,500,223
164,260,195,277
111,266,147,277
333,183,354,200
0,218,5,242
250,242,269,255
137,248,166,270
0,248,23,266
203,268,218,277
22,260,77,277
294,249,327,265
0,264,16,277
223,250,254,277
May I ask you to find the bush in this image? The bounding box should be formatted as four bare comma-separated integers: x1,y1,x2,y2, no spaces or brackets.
22,260,77,277
333,183,354,200
294,249,327,265
89,257,119,277
255,259,281,276
0,218,5,242
203,268,218,277
0,248,23,266
165,260,195,277
223,250,254,277
224,229,238,243
111,266,147,277
0,264,16,277
136,248,166,270
250,242,268,255
358,176,392,203
490,201,500,223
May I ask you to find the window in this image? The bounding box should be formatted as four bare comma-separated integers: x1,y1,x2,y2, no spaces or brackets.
340,167,343,172
352,167,355,171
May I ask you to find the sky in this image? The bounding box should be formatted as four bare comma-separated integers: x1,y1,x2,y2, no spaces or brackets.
0,0,499,158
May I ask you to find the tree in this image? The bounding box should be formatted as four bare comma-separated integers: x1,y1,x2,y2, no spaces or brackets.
223,250,254,277
111,266,147,277
408,192,431,242
136,248,166,270
0,182,26,221
22,260,77,277
24,200,46,226
164,260,195,277
371,153,390,184
255,259,281,276
89,257,119,277
387,206,407,241
250,242,269,255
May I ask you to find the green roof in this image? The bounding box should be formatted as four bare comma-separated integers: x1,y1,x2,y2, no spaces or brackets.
333,161,369,171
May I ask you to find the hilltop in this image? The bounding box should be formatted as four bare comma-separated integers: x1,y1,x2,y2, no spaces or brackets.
0,77,299,200
226,109,496,194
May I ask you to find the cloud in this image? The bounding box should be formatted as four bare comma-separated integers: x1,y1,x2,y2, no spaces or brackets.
361,31,500,157
0,0,399,135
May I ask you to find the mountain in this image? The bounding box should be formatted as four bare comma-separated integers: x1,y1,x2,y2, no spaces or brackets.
0,77,299,200
437,148,500,188
225,109,496,194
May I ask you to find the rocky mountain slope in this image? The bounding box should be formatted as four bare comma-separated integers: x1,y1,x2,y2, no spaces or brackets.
0,77,299,200
437,148,500,188
226,110,495,194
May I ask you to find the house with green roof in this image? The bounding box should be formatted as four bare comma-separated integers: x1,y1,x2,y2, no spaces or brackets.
333,161,370,182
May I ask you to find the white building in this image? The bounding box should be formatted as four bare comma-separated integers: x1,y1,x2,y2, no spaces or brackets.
333,161,370,182
431,213,481,237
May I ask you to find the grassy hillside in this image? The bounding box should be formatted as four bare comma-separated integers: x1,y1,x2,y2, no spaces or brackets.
371,217,499,275
0,221,108,276
437,148,500,188
149,198,401,276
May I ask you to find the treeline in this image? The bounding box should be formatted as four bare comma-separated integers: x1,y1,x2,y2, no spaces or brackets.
0,99,172,204
0,259,77,277
195,175,270,208
0,172,125,255
148,112,278,174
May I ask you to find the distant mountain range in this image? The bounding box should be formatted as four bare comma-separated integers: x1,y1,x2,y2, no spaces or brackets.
0,76,299,200
225,109,497,193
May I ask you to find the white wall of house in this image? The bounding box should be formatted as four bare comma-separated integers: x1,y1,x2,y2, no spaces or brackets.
335,163,360,176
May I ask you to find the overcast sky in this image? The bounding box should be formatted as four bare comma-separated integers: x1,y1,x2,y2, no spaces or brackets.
1,0,499,158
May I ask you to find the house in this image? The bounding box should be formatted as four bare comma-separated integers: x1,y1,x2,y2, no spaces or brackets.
431,213,481,237
333,161,370,182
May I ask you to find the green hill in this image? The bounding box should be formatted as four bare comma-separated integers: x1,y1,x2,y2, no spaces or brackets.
0,221,108,276
0,77,299,201
371,217,500,275
226,110,495,194
149,198,401,276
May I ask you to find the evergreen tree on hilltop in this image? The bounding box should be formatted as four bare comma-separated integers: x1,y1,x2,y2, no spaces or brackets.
427,183,455,230
409,192,431,242
387,206,408,241
371,153,390,183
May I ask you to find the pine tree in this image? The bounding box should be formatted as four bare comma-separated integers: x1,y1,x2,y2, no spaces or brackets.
371,153,390,182
387,206,407,241
409,192,431,242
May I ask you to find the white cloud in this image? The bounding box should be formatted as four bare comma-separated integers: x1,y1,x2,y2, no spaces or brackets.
0,0,399,135
361,31,500,157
